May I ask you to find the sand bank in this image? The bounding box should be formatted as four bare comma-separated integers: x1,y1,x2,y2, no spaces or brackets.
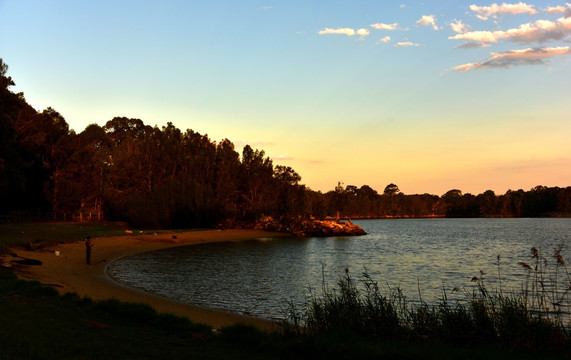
4,229,291,330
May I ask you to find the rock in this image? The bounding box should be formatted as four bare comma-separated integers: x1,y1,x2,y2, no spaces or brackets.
252,217,367,237
296,219,367,237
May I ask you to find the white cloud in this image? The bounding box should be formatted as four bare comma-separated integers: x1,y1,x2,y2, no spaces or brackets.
371,22,398,30
400,4,406,8
451,19,470,33
470,2,538,21
543,3,571,17
356,28,370,37
319,27,356,36
417,15,439,30
318,27,370,38
396,40,420,47
449,29,502,42
454,46,571,71
449,16,571,43
378,36,391,44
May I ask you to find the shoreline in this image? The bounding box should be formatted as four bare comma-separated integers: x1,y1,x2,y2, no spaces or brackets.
4,229,291,330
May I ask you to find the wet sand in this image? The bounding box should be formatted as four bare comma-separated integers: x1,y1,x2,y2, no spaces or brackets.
4,229,290,330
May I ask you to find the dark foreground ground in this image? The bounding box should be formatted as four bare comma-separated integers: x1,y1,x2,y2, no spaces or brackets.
1,268,568,360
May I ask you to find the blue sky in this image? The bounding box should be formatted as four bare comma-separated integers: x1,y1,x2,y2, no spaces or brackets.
1,1,570,195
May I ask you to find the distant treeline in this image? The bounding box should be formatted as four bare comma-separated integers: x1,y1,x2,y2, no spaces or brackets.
1,59,569,228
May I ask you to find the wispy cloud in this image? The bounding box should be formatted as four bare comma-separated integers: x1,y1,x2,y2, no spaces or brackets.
494,157,571,174
417,14,439,30
449,16,571,43
396,40,420,47
456,41,491,49
318,27,370,38
470,2,538,21
273,154,293,161
378,36,391,44
454,46,571,71
371,22,398,30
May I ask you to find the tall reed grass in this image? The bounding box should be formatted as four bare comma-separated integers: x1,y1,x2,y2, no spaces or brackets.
281,246,571,353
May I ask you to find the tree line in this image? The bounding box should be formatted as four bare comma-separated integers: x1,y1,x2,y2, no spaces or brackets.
1,59,569,228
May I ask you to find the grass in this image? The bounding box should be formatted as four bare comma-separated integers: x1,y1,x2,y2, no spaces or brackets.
282,248,571,358
0,222,129,253
0,221,202,254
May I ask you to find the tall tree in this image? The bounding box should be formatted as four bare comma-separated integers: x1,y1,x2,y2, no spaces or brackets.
239,145,274,220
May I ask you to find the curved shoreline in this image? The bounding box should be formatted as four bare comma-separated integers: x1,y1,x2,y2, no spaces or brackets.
5,229,291,330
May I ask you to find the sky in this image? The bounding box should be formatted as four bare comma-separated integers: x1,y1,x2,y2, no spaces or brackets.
1,1,570,196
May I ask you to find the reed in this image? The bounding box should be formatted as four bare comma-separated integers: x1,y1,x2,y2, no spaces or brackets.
282,246,571,353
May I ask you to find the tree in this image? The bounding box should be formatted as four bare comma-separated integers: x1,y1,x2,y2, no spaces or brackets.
239,145,274,220
383,183,400,196
214,139,241,220
274,165,305,223
0,59,15,90
71,124,113,212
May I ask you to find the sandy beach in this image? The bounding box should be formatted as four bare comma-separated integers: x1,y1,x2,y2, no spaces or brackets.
4,229,291,330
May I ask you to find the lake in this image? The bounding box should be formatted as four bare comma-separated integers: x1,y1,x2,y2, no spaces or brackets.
107,218,571,320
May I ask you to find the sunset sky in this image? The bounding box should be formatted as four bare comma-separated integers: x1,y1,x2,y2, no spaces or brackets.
1,1,570,196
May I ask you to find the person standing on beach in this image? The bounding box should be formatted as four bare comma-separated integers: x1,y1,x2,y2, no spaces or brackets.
85,236,93,264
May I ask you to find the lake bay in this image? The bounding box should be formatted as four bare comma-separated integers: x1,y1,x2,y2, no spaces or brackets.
107,218,571,320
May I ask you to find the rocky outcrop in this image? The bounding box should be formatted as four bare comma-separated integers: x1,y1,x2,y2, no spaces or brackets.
254,218,367,237
296,219,367,237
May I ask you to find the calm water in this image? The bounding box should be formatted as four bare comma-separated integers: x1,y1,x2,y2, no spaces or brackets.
107,218,571,320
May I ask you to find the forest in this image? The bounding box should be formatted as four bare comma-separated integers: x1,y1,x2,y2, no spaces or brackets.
1,58,570,229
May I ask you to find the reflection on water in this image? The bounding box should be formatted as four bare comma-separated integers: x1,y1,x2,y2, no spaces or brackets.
107,218,571,320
